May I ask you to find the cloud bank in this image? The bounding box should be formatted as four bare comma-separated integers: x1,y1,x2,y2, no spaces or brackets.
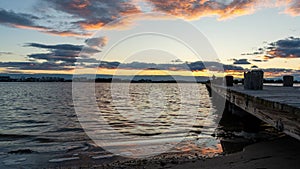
233,59,251,64
278,0,300,16
0,8,90,37
0,1,299,37
0,40,245,71
244,37,300,60
0,40,298,79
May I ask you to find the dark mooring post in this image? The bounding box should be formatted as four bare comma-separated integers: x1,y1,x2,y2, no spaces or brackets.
225,76,234,87
244,70,264,90
283,75,294,87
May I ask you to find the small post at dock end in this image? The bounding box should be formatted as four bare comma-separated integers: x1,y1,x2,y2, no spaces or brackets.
225,76,234,87
244,70,264,90
283,75,294,87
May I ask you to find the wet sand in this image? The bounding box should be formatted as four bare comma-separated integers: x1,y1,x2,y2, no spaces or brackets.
4,135,298,169
99,136,300,169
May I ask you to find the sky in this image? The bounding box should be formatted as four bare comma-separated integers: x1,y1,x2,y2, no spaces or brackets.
0,0,299,79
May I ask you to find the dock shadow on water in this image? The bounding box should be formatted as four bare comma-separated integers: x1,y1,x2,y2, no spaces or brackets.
0,82,292,169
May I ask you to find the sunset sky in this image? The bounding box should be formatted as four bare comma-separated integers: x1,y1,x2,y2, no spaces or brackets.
0,0,299,79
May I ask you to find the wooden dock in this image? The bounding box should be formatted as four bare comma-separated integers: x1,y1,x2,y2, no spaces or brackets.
206,84,300,140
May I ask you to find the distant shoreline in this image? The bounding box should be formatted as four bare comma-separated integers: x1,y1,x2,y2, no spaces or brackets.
1,75,299,84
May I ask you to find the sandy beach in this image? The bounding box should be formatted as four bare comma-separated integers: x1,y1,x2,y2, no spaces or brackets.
98,136,300,169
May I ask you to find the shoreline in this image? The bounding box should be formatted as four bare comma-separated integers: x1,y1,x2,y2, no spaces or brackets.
41,135,299,169
2,131,298,169
96,136,299,169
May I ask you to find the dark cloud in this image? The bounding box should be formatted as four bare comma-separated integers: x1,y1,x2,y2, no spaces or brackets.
27,53,77,65
243,37,300,60
251,59,267,62
146,0,263,20
223,64,244,71
263,68,294,73
0,46,100,71
85,36,108,48
241,47,265,56
171,59,183,63
45,30,91,37
41,0,284,33
2,48,243,71
188,61,243,71
265,37,300,59
0,8,90,37
25,43,81,66
2,60,297,79
122,61,203,71
0,0,298,37
98,61,120,69
241,51,264,55
101,61,243,71
0,40,109,71
0,8,39,27
26,42,100,55
45,0,141,30
22,42,102,70
0,1,298,37
0,52,13,56
275,37,300,48
233,59,251,64
25,43,83,51
40,0,298,35
259,67,300,80
0,62,73,71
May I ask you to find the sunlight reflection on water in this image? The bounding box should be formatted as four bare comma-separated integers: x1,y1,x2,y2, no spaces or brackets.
0,82,222,166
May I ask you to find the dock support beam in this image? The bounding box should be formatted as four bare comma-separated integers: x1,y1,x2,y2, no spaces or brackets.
221,100,262,132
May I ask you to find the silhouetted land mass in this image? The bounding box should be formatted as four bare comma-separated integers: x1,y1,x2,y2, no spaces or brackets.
0,75,299,83
0,76,206,83
95,78,204,83
0,76,71,82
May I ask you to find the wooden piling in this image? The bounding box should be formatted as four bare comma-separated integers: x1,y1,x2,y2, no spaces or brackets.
225,76,234,87
283,75,294,87
244,70,264,90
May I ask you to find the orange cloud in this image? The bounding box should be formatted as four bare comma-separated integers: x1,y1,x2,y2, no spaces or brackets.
48,0,142,31
145,0,266,20
284,0,300,16
11,24,49,31
225,70,244,78
60,0,299,33
79,21,105,30
70,0,90,9
263,69,296,78
7,0,300,38
45,30,92,37
12,24,91,37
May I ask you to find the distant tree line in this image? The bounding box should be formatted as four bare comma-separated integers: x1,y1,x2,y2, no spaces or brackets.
0,76,71,82
0,76,299,83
